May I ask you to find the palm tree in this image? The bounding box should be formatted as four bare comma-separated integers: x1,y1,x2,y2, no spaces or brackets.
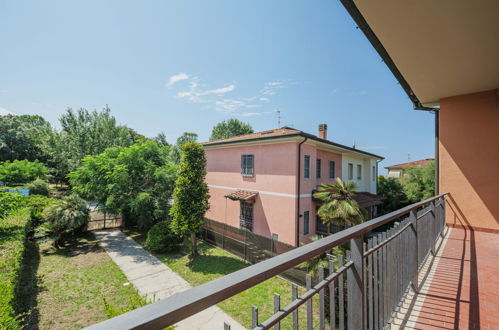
37,194,90,248
313,178,365,227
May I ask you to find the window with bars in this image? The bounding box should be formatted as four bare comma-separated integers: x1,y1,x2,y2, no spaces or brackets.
329,160,335,179
304,155,310,179
241,154,254,176
303,211,310,235
240,202,253,231
316,159,321,179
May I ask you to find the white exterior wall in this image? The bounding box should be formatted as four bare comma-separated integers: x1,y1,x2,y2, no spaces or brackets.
341,154,377,194
386,169,402,178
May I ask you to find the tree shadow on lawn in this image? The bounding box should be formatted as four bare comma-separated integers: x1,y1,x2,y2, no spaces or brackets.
16,239,43,330
40,232,101,258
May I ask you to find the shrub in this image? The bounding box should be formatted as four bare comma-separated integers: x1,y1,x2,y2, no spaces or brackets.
20,195,57,229
0,193,24,219
26,179,49,196
36,194,89,248
0,160,48,186
145,221,183,253
0,209,31,329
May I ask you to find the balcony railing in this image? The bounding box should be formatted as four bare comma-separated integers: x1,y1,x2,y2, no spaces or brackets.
87,193,447,330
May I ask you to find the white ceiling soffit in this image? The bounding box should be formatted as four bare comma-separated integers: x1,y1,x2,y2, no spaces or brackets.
353,0,499,106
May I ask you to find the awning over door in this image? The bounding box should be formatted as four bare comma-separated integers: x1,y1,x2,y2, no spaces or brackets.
224,190,258,202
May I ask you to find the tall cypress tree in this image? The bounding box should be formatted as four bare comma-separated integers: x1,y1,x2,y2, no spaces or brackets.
170,142,210,256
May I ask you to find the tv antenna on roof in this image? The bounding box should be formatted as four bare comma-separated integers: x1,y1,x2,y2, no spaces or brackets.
275,109,281,128
408,153,411,161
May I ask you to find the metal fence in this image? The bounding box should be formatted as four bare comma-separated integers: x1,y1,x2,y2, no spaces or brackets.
202,219,307,285
87,193,447,330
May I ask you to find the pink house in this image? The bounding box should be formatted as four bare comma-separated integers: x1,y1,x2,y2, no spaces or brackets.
203,125,384,246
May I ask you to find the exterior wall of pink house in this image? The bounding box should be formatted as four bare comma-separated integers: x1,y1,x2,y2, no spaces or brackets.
205,140,345,246
205,142,300,245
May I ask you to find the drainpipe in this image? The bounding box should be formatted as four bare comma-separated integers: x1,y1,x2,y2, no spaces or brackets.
375,159,381,193
296,137,308,247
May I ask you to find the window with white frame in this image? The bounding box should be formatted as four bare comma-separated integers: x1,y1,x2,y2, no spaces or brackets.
372,166,376,181
316,159,321,179
357,164,362,180
348,163,353,180
241,154,254,176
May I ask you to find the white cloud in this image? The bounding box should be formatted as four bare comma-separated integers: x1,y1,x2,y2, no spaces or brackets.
0,107,15,116
237,110,275,117
166,73,190,88
260,81,286,96
172,76,291,117
199,84,235,96
214,99,246,114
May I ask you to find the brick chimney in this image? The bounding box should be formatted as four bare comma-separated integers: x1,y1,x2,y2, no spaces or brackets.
318,124,328,140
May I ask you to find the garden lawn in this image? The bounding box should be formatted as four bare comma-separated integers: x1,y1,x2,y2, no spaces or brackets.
124,229,321,329
31,233,142,330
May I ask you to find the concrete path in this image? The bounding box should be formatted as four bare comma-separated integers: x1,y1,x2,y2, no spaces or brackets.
94,229,245,330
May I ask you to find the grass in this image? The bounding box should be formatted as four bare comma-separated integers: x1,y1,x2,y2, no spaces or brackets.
29,233,143,329
124,229,321,329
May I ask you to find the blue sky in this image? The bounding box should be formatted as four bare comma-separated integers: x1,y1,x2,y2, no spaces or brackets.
0,0,435,172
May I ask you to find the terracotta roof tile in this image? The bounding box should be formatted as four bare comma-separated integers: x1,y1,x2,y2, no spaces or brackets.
385,158,434,169
353,192,386,208
202,127,301,145
224,190,259,201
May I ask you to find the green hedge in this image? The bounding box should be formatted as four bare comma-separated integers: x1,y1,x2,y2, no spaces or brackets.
0,209,31,329
0,193,24,219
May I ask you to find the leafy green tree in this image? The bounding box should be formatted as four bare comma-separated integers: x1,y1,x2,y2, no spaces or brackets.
313,178,365,227
377,176,407,214
169,132,198,164
153,132,169,147
50,106,136,177
69,140,177,230
0,160,48,185
0,114,53,162
170,142,210,257
401,161,435,203
209,118,254,141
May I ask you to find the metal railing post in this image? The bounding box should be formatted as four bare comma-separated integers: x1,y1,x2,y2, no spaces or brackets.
409,210,419,292
348,235,365,330
440,197,446,237
430,201,436,256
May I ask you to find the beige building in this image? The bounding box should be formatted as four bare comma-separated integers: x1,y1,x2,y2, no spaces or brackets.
385,158,434,179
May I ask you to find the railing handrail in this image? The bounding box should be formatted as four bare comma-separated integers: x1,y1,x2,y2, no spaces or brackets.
86,193,447,330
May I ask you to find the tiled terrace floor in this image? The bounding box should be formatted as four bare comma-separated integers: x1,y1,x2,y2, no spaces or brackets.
413,228,499,329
